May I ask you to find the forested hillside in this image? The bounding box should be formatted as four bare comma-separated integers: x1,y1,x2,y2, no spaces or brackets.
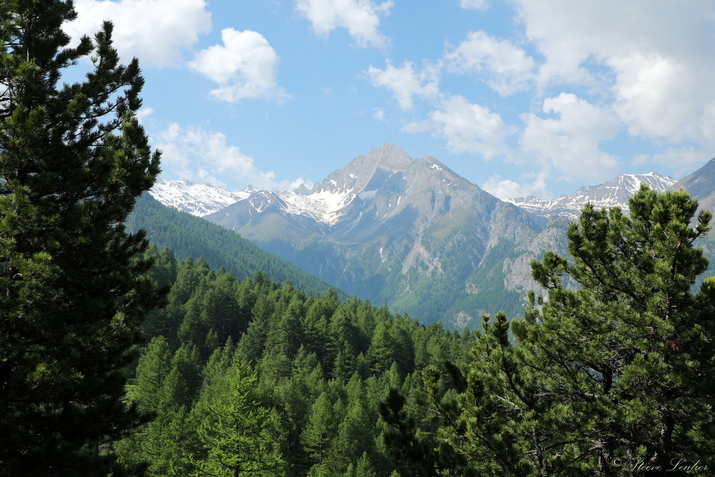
117,246,476,475
126,193,341,298
122,187,715,476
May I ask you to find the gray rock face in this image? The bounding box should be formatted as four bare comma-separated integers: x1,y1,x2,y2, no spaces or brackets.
203,144,547,326
670,157,715,212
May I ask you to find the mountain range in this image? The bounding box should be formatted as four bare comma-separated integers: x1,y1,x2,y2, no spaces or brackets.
505,172,676,218
149,179,252,217
146,144,714,328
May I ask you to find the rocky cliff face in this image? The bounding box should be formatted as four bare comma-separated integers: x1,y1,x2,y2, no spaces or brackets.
670,157,715,212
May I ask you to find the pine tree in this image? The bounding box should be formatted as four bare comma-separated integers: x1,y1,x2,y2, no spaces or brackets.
135,336,173,414
425,187,715,476
0,0,162,474
302,391,340,467
186,352,286,476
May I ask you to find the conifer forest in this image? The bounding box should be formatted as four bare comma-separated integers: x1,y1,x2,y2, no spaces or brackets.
1,1,714,476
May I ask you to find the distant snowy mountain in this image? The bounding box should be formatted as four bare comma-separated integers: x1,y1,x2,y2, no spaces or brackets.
149,179,251,217
146,145,708,328
506,172,677,218
150,176,359,223
203,143,546,327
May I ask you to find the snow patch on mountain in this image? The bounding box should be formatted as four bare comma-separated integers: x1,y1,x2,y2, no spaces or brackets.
149,179,251,217
507,172,677,218
151,178,358,225
279,187,356,225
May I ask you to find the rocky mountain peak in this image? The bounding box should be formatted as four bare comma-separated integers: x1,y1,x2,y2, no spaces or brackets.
671,157,715,198
369,143,413,170
316,143,412,195
669,156,715,214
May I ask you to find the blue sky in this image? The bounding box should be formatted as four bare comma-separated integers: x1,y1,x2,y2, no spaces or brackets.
65,0,715,199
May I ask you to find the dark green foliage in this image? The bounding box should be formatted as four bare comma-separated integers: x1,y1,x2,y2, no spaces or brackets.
379,389,437,477
379,373,474,477
424,187,715,476
134,336,172,414
117,253,476,476
0,1,162,474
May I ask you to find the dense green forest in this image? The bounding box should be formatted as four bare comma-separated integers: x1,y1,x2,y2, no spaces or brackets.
116,245,476,475
3,0,715,474
126,193,341,298
119,187,715,477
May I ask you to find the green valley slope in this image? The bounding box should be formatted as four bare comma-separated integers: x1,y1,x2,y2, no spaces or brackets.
126,193,342,298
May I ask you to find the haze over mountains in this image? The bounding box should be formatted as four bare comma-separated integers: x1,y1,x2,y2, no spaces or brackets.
148,144,713,327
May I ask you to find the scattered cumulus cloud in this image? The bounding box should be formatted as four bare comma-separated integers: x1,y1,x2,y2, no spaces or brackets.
295,0,393,48
366,61,440,110
520,93,620,182
135,107,154,124
405,95,510,160
373,108,385,121
648,148,712,177
155,123,303,191
608,54,715,144
483,172,548,199
362,2,715,192
189,28,289,103
65,0,212,68
512,0,715,146
446,31,535,95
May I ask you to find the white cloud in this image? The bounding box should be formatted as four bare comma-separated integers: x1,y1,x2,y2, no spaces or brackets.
65,0,212,68
135,107,154,124
460,0,489,10
373,108,385,121
405,95,509,159
446,31,535,95
360,1,715,192
366,61,440,110
189,29,289,103
483,172,548,199
649,148,712,177
521,93,620,182
608,54,714,144
295,0,393,48
155,123,298,190
512,0,715,145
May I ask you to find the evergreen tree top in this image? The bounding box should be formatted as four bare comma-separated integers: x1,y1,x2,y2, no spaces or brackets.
0,1,163,474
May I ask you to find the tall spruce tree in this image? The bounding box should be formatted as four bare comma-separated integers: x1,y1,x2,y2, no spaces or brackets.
185,352,287,476
0,0,162,474
425,187,715,476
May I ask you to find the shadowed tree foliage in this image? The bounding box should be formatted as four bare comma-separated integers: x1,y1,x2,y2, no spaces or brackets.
0,0,162,474
424,187,715,476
